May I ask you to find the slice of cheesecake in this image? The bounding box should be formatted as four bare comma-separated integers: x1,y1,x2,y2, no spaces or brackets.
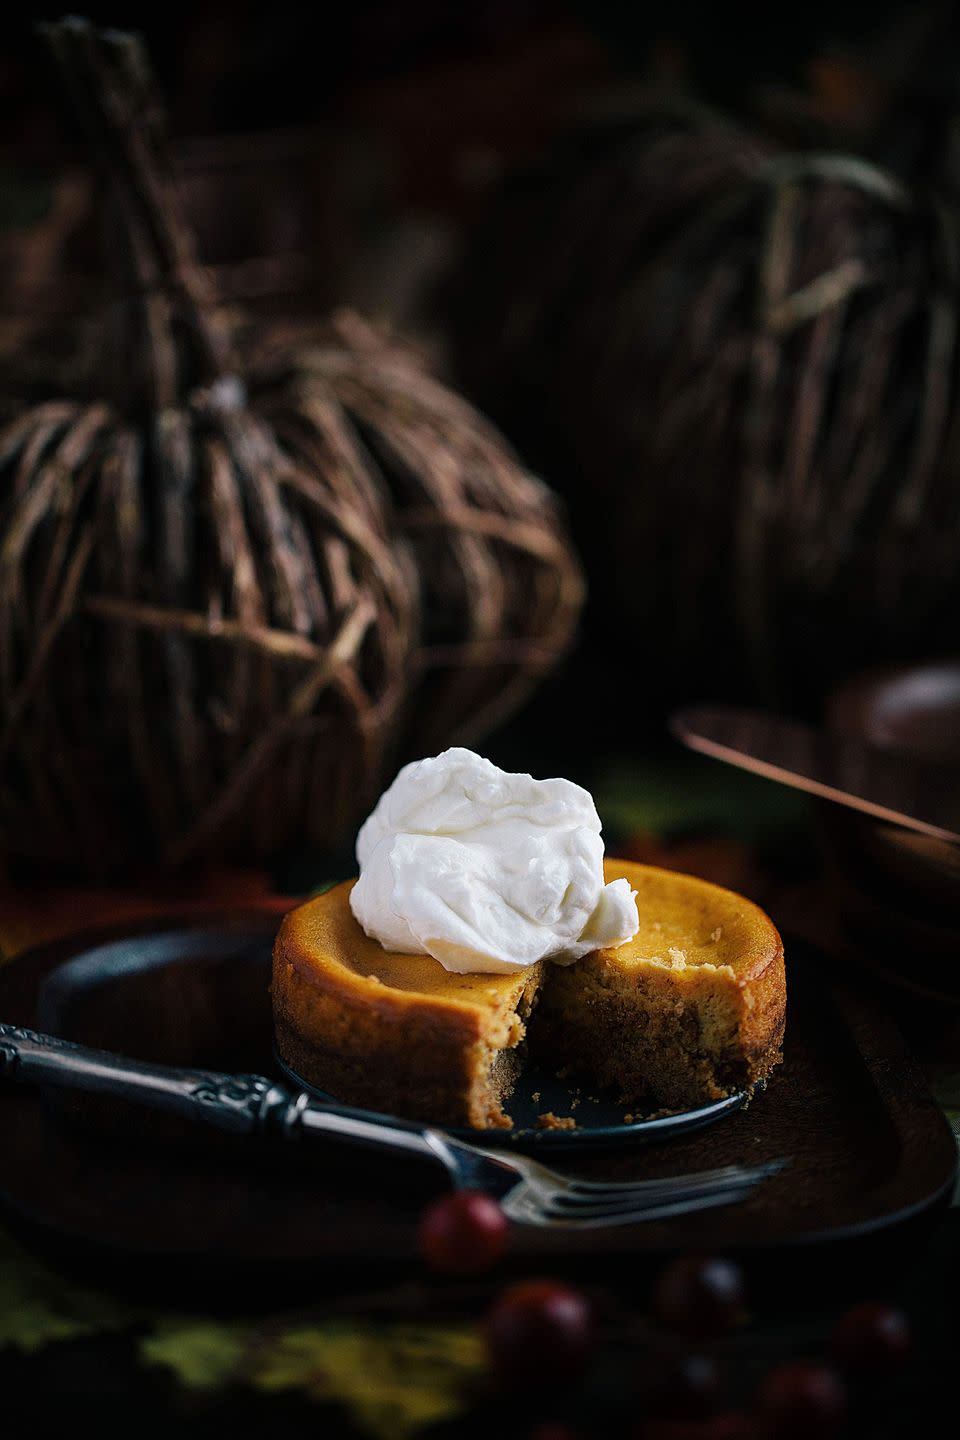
273,877,546,1128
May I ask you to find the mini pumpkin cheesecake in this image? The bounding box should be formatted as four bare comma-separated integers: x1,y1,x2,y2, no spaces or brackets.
273,858,785,1128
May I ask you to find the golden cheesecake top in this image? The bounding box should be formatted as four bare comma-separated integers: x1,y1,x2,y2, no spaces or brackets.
606,862,780,983
278,859,781,1003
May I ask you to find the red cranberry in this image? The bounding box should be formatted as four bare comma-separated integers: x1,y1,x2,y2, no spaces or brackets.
653,1257,746,1336
757,1361,846,1440
831,1300,912,1377
417,1190,509,1275
485,1280,595,1389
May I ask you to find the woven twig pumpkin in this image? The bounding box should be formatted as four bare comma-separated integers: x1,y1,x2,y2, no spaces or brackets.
0,19,581,873
455,98,960,708
251,310,584,750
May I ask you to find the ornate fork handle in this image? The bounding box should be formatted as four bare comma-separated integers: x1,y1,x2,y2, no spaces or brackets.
0,1022,306,1137
0,1023,438,1159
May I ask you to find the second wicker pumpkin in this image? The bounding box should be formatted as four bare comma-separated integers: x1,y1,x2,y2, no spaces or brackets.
455,100,960,707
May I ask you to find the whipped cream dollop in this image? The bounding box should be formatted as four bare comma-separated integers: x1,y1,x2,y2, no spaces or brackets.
349,748,638,975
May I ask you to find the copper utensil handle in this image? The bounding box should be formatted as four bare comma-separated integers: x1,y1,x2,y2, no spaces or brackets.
671,705,960,844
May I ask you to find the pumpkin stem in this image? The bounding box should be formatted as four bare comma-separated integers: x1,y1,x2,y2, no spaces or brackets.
39,16,232,413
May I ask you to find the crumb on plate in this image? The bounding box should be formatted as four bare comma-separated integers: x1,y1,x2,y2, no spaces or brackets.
535,1111,577,1131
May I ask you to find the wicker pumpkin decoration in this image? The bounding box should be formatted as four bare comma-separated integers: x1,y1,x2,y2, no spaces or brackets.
454,98,960,709
250,309,584,750
0,19,581,873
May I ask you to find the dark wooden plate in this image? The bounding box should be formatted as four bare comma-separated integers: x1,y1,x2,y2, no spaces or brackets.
0,914,955,1279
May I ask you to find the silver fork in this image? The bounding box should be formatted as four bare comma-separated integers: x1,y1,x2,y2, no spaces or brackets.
0,1024,786,1228
421,1134,786,1228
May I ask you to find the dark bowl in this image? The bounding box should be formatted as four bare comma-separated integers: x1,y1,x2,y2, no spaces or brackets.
822,662,960,998
828,662,960,761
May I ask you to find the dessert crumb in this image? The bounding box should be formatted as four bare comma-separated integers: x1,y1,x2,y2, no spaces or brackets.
711,926,723,942
623,1113,635,1124
531,1091,541,1103
570,1097,580,1109
536,1112,577,1131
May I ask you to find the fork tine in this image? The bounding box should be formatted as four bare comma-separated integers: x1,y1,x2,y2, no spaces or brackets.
548,1184,759,1218
538,1183,764,1228
558,1159,787,1201
546,1162,783,1214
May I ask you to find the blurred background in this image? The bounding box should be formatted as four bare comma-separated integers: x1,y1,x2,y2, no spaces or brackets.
4,18,960,1431
2,0,959,882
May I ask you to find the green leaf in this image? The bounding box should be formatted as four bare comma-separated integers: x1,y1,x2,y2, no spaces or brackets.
137,1314,485,1438
140,1318,251,1388
252,1322,484,1439
0,1226,137,1352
